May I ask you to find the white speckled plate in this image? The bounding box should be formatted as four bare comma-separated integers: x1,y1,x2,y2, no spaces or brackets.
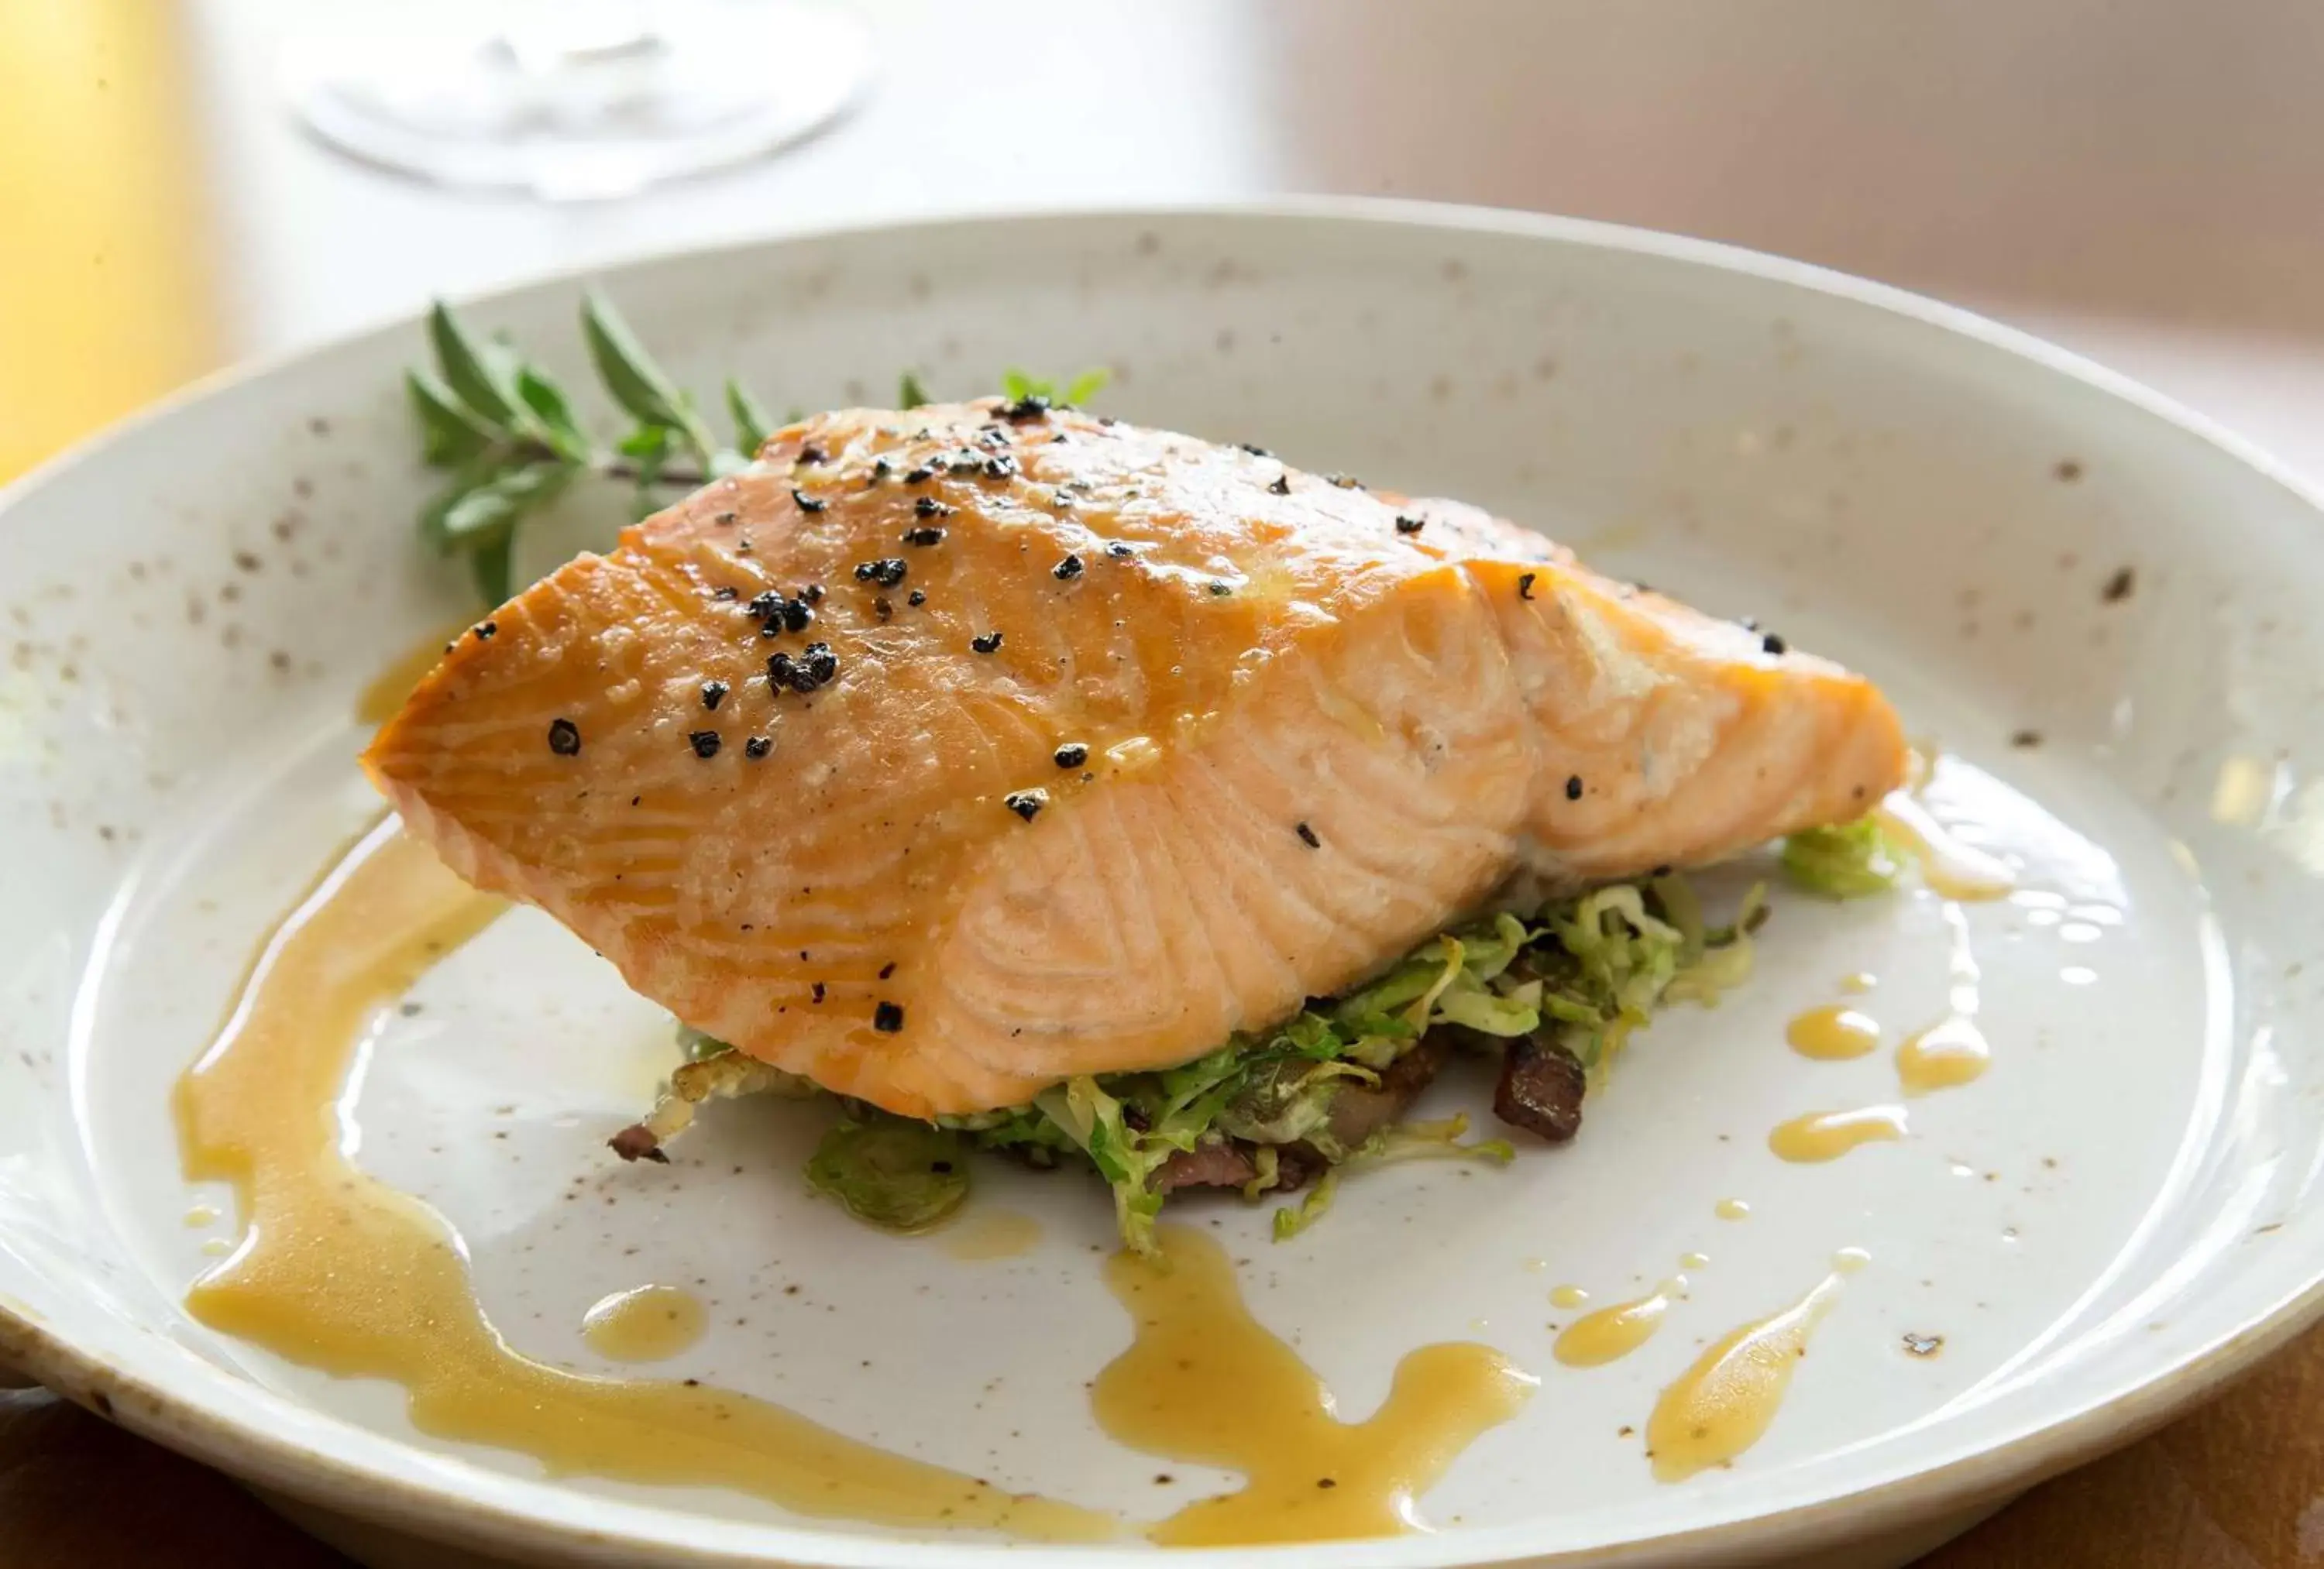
5,203,2323,1569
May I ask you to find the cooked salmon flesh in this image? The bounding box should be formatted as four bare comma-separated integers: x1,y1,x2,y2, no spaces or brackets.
366,402,1906,1118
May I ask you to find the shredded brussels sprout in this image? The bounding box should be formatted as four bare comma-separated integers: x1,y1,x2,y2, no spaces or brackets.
1782,815,1906,898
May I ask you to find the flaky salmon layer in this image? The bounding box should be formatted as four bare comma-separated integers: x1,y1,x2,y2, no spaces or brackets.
366,401,1904,1117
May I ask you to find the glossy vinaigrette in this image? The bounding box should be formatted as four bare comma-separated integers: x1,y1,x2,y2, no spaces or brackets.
174,820,1109,1540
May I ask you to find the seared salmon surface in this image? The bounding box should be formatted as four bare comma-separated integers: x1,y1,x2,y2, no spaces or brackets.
366,402,1906,1117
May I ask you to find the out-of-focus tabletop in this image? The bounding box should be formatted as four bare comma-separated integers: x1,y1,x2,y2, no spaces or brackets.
6,2,2324,1564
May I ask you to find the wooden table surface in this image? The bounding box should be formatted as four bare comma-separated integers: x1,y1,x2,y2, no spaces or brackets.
9,3,2324,1564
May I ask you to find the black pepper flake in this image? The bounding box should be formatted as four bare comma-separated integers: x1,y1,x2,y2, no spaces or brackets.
1207,579,1232,596
800,583,824,603
748,589,782,618
982,454,1019,481
1053,553,1085,581
971,631,1003,654
2101,565,2136,603
797,443,827,465
904,526,947,549
913,496,954,520
1295,821,1321,848
872,1001,906,1032
878,961,897,980
875,596,894,620
1003,394,1050,421
1239,442,1271,457
1518,572,1538,600
1267,473,1291,495
767,651,797,688
1098,415,1119,427
689,730,723,759
1394,514,1425,534
1054,742,1089,768
792,488,827,514
1565,774,1583,801
811,982,826,1003
782,597,815,633
745,736,772,759
713,510,738,525
1326,473,1363,489
854,558,908,587
868,457,892,485
1050,431,1070,444
1761,632,1788,655
1005,788,1048,821
701,680,730,710
907,589,926,606
473,620,497,640
798,642,838,687
1105,540,1135,558
546,718,581,756
712,585,739,602
903,465,934,485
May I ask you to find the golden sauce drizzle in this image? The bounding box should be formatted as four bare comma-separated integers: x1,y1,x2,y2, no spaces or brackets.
1784,1004,1882,1061
1095,1224,1534,1546
1714,1198,1751,1221
1549,1284,1590,1310
354,619,473,725
1555,1279,1683,1368
1877,793,2015,901
1838,971,1879,994
1646,1250,1866,1482
941,1208,1044,1261
1896,901,1991,1094
1767,1106,1908,1163
580,1286,706,1364
175,820,1109,1541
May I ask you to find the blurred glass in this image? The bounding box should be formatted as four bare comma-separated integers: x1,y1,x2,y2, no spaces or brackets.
0,0,222,480
279,0,872,201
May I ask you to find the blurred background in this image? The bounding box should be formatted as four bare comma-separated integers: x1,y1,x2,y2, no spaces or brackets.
6,2,2322,1564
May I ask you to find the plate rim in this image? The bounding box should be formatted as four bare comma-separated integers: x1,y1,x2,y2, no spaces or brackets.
5,194,2322,1567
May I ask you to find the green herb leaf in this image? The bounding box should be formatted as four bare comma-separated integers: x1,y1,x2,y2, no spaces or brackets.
515,367,589,461
582,292,716,463
469,530,516,606
999,369,1039,402
425,458,571,551
1061,368,1111,405
406,370,500,466
804,1119,971,1231
897,370,930,410
725,377,775,455
428,300,523,428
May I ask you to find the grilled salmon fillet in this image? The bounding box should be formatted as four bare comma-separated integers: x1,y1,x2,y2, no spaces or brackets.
366,401,1905,1118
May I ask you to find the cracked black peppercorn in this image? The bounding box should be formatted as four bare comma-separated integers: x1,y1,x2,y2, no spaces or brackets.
1518,572,1538,600
982,454,1019,480
1239,442,1271,457
690,730,722,759
1005,788,1047,821
907,589,926,606
1003,394,1050,421
745,736,772,759
1296,821,1320,848
1105,540,1135,558
1762,632,1787,655
792,489,826,513
913,495,953,520
872,1001,905,1032
797,443,827,465
1054,742,1089,768
701,680,729,710
810,981,826,1002
1394,515,1425,534
1565,774,1583,800
1053,553,1085,580
854,558,907,587
903,465,933,485
1267,473,1291,495
904,527,947,548
546,718,580,755
971,631,1003,654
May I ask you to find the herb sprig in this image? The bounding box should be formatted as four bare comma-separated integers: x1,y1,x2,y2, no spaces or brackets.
407,294,1108,606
